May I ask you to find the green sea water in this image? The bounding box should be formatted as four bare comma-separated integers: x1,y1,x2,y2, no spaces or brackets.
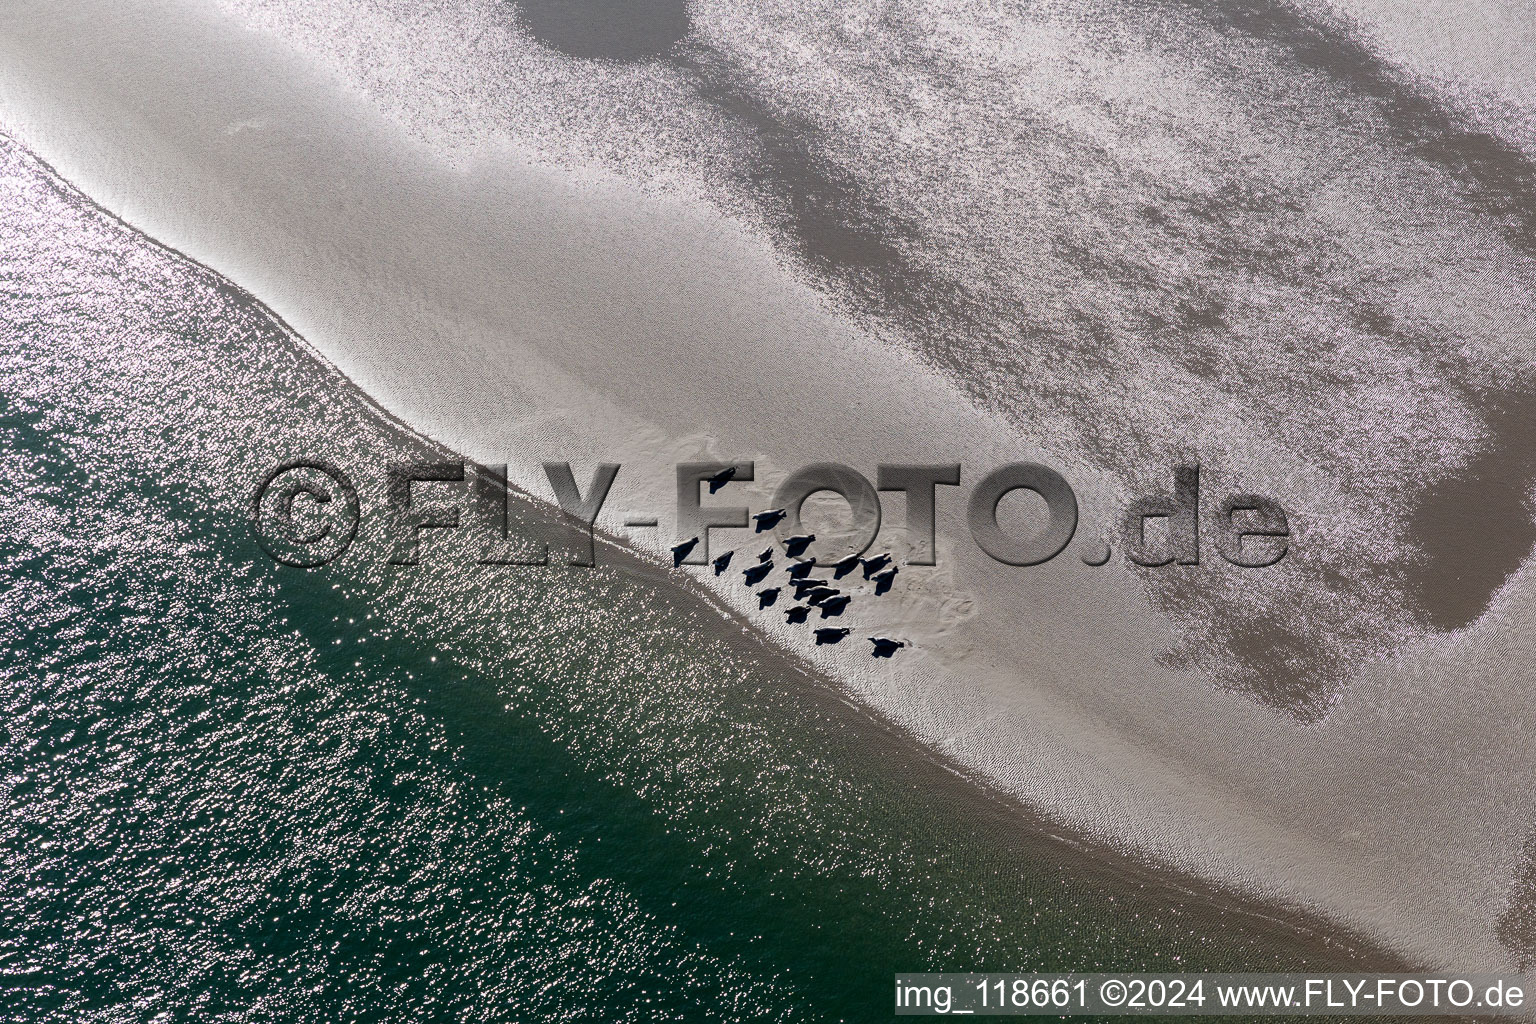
0,134,1398,1022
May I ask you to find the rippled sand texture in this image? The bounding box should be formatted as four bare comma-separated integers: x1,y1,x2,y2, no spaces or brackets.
223,0,1536,717
6,0,1536,974
0,135,1403,1022
219,0,1536,953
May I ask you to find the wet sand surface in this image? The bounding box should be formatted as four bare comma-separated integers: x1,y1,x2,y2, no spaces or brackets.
0,133,1417,1020
5,0,1536,975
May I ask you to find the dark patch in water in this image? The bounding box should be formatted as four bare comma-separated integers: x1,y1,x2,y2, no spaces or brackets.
1191,0,1536,251
514,0,689,60
668,1,1536,714
673,46,913,288
1158,0,1536,635
1405,395,1536,631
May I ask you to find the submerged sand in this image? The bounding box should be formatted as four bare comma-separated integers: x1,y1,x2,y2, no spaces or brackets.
4,0,1536,973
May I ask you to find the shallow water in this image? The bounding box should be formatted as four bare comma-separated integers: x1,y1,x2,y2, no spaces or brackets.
221,0,1536,719
0,135,1400,1020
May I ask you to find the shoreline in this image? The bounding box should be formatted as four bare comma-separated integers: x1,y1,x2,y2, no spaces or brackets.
639,549,1407,973
4,0,1535,974
1,126,1419,977
9,127,1401,974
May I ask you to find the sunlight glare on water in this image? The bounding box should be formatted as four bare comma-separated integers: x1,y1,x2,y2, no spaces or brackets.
0,134,1394,1021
